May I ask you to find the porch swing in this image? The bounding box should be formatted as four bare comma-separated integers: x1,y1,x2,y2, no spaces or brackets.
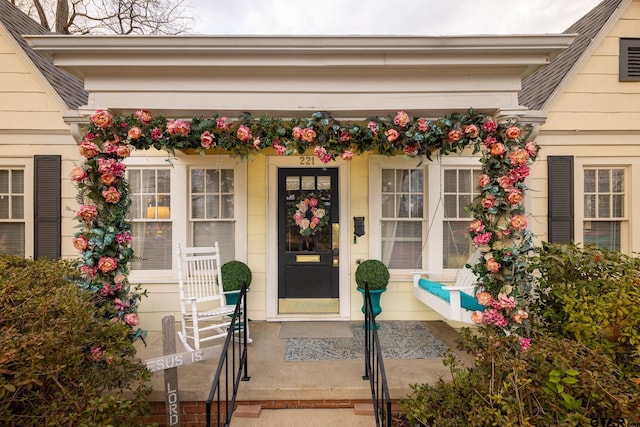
408,171,484,324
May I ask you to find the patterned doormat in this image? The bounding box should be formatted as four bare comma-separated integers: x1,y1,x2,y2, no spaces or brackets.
284,321,449,361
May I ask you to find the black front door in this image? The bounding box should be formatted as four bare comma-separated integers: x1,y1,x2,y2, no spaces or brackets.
278,168,339,313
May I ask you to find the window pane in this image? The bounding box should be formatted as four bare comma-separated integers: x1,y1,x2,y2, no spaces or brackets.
584,194,596,218
381,170,394,192
286,176,299,191
206,169,220,192
11,196,23,219
317,175,330,190
142,170,156,192
301,176,315,190
381,194,395,217
584,221,620,251
129,170,141,193
157,169,170,193
443,221,473,268
410,194,423,217
444,194,457,218
598,195,610,218
191,169,205,193
192,195,205,218
381,220,422,269
598,169,610,193
11,170,24,193
396,169,408,192
130,222,172,270
458,195,471,218
458,170,471,193
206,195,219,219
443,169,457,192
613,194,624,218
584,169,595,193
221,195,234,218
0,223,25,255
193,222,235,263
0,170,8,193
0,197,7,218
612,169,624,192
397,194,409,218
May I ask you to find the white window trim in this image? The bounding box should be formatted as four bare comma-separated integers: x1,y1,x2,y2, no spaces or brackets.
369,154,480,275
0,158,33,258
125,152,247,283
575,159,631,254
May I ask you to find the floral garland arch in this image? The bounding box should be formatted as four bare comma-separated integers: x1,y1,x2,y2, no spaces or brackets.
72,108,538,350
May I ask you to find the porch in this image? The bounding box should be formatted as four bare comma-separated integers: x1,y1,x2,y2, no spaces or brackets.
134,320,474,425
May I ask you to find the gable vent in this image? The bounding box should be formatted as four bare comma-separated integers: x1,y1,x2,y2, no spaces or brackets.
620,38,640,81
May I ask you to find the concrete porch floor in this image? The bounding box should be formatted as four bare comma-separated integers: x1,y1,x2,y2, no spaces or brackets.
134,320,474,424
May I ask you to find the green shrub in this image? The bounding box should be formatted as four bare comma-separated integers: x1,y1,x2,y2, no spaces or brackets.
0,255,152,426
221,260,252,291
355,259,389,290
401,329,640,426
530,242,640,376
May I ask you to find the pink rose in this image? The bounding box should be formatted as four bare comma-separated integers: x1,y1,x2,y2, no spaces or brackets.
114,298,130,310
98,256,118,273
512,310,529,324
166,119,190,136
367,121,379,135
292,126,303,139
393,111,411,128
73,235,89,251
486,258,501,273
417,118,429,132
519,337,531,351
127,127,142,140
100,283,114,296
135,110,152,124
114,273,126,284
216,117,230,130
483,136,497,148
273,140,286,155
253,137,261,148
150,127,163,140
447,129,463,142
510,214,528,230
509,148,529,166
482,120,498,133
341,150,354,160
509,164,530,181
473,232,492,247
469,219,485,234
507,189,524,205
301,127,317,143
471,311,484,324
313,145,331,163
80,264,97,277
200,131,215,148
236,125,252,142
309,198,319,208
339,130,351,142
478,174,490,187
464,124,479,138
116,145,130,158
525,140,538,157
403,144,419,156
476,291,493,306
115,232,132,243
481,196,495,209
79,141,100,158
505,126,521,140
384,129,399,142
102,187,122,204
70,166,88,182
91,110,112,128
124,313,140,326
77,205,98,222
101,174,117,186
498,176,515,189
490,143,506,156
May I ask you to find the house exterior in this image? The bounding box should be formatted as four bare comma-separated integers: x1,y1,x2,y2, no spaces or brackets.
0,0,87,260
23,33,575,332
521,0,640,254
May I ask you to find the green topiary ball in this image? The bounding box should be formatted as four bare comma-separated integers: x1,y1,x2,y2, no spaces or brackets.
221,260,252,291
355,259,389,290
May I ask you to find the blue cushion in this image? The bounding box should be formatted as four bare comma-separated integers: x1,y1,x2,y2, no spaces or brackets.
418,278,484,312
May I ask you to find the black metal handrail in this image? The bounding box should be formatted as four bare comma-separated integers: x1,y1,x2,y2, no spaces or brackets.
205,282,250,427
362,282,392,426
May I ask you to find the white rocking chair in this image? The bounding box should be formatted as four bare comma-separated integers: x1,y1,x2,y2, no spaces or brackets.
176,243,249,351
412,251,484,324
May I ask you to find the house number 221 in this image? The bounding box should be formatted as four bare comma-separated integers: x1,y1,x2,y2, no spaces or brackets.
299,156,315,165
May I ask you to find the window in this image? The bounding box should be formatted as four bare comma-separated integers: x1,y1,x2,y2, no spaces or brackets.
128,168,172,270
443,168,482,268
0,168,25,256
190,168,236,264
583,168,626,251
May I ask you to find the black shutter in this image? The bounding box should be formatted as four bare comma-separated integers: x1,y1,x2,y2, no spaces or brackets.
547,156,574,243
34,155,61,259
619,38,640,81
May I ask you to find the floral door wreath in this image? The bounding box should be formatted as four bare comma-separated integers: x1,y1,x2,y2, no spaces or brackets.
289,193,329,236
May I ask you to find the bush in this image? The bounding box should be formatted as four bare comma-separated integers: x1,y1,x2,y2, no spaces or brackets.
530,242,640,377
401,329,640,426
355,259,389,290
0,255,152,426
221,260,252,291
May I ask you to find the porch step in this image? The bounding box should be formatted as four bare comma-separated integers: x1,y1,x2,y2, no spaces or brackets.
231,408,375,426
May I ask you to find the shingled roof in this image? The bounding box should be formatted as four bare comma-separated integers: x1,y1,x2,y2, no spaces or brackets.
0,0,87,109
519,0,625,110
